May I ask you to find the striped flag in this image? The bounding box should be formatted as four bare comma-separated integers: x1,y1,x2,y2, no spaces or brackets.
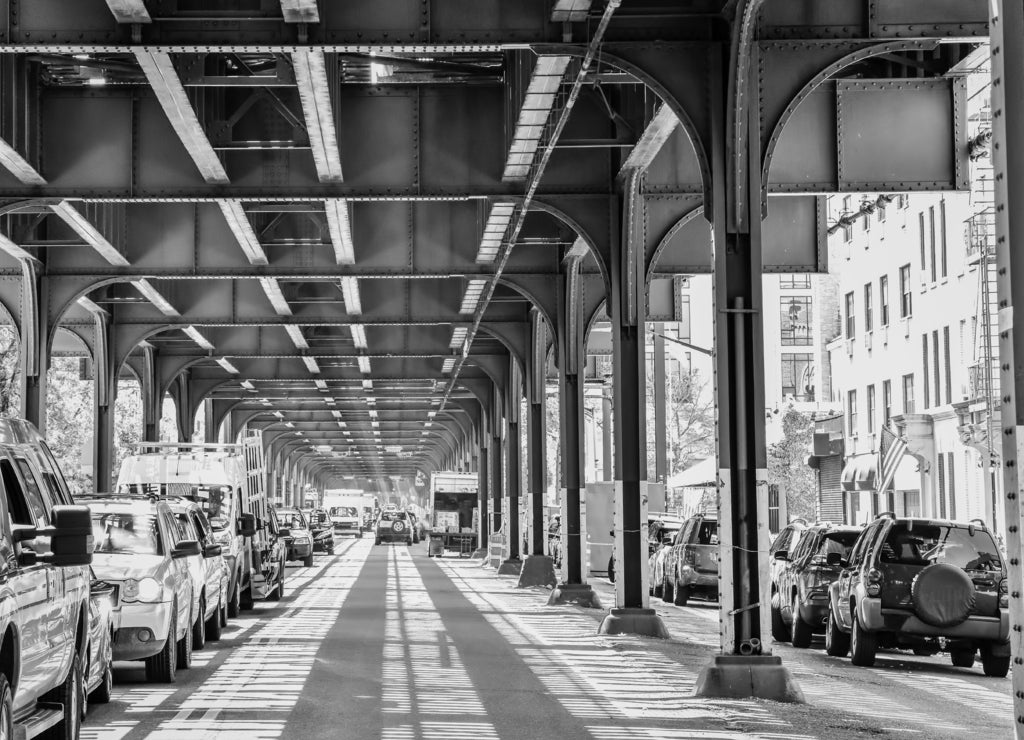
877,425,908,493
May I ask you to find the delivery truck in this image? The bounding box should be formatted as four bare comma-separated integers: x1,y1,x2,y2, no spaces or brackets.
427,472,478,557
322,489,375,537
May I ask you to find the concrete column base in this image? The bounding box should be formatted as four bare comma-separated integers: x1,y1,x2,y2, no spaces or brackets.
497,558,523,576
546,583,602,608
693,655,805,703
469,548,487,559
517,555,557,588
597,608,670,638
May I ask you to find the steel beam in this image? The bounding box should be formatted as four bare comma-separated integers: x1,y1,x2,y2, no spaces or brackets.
292,50,343,183
103,0,152,24
280,0,320,24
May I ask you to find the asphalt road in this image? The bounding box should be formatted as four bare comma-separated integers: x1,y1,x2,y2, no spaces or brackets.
80,540,1015,739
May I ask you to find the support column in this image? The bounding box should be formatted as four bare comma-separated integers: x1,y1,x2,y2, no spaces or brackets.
548,261,600,607
499,409,523,575
654,322,668,485
204,398,216,443
599,173,667,638
475,425,489,556
989,1,1024,728
692,37,801,701
520,309,557,587
19,262,48,431
142,345,159,442
602,383,613,481
490,385,504,566
92,312,116,493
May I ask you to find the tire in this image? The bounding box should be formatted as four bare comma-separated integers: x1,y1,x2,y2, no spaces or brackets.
673,584,691,607
0,675,14,739
375,538,381,546
406,538,413,546
981,642,1011,678
239,585,254,611
849,612,877,667
608,556,615,584
206,596,223,642
177,606,194,669
790,595,813,649
145,600,178,683
950,648,975,668
303,554,314,567
192,597,206,650
40,652,82,740
227,576,242,618
825,607,850,657
662,576,674,603
358,532,363,539
771,593,788,642
327,545,335,555
268,561,285,602
90,635,113,704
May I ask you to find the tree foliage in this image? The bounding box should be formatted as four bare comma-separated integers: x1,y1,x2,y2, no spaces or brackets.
0,328,20,417
768,406,818,521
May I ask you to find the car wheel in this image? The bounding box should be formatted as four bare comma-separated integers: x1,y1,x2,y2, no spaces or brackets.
145,598,178,683
849,612,877,667
375,538,382,546
40,652,81,740
303,554,314,567
227,577,242,618
825,607,850,657
652,576,663,599
608,556,615,584
673,583,691,607
269,560,285,601
239,585,254,611
177,606,194,669
90,635,113,704
950,648,975,668
662,576,674,603
0,675,12,740
206,596,224,641
790,595,813,649
327,545,335,555
771,593,788,642
192,597,206,650
980,642,1011,677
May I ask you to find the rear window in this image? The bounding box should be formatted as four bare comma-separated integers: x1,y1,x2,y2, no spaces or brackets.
809,531,860,564
330,507,358,517
92,512,162,555
882,523,1002,572
380,511,408,522
280,511,308,529
119,483,233,529
695,520,718,545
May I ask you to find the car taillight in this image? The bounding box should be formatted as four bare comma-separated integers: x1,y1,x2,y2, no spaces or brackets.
1000,578,1009,609
866,568,883,597
684,549,696,565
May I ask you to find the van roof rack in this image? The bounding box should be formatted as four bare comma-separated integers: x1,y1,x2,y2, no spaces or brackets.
876,511,897,520
127,442,242,453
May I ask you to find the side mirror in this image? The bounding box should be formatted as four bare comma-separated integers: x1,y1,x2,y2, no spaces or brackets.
773,550,789,561
238,513,257,538
171,539,201,559
278,528,292,538
826,552,844,567
203,543,222,559
38,505,94,567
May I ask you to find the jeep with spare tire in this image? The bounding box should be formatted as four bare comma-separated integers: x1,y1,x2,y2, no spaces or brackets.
374,510,413,546
826,513,1009,676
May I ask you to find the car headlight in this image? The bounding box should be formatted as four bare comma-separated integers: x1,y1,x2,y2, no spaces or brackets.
213,529,233,547
294,535,311,544
136,577,163,602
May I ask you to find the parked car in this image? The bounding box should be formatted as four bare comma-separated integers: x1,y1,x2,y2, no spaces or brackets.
252,506,287,603
407,512,421,544
826,513,1010,675
89,497,199,683
169,500,228,644
85,569,117,711
375,510,414,546
306,509,335,554
662,512,719,606
0,419,94,739
278,508,314,566
771,523,860,647
769,518,808,590
647,515,685,598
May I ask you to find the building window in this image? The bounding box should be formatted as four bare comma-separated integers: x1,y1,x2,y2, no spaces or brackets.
947,451,956,519
864,283,873,332
940,200,948,279
943,325,952,405
929,205,937,283
679,294,691,343
923,335,931,409
919,212,927,271
877,200,887,222
903,374,915,414
781,297,813,346
867,384,876,434
937,453,946,519
883,379,892,427
845,292,856,339
897,194,909,209
848,390,858,436
781,354,815,401
879,275,890,326
932,329,941,408
779,274,811,289
899,264,912,317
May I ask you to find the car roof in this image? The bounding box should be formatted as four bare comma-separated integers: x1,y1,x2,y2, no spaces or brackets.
87,496,166,515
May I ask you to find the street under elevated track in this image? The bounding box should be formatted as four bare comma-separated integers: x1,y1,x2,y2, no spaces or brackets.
81,544,1013,740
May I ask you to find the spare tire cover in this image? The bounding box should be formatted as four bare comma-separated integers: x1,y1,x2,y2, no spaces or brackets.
911,563,976,628
392,520,406,533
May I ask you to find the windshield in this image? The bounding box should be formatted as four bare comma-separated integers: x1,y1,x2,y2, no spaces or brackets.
308,510,329,526
92,512,162,555
118,483,234,530
330,506,358,518
810,531,860,564
882,523,1003,572
280,511,308,529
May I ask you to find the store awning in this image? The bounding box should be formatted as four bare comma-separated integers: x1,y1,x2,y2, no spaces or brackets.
841,453,877,491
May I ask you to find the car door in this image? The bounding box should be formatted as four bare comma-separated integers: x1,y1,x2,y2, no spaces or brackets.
190,510,220,619
668,520,692,583
0,454,52,704
160,510,190,641
835,524,877,628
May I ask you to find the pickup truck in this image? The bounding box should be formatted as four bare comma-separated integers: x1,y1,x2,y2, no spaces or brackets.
0,419,95,739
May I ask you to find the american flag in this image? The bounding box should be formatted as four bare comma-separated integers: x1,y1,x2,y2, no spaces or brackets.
877,425,908,493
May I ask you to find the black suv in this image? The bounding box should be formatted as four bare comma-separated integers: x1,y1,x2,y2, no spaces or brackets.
826,514,1009,675
306,509,335,554
771,523,861,647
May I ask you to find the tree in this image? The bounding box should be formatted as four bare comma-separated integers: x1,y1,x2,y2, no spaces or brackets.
768,406,818,521
0,328,20,417
45,357,93,494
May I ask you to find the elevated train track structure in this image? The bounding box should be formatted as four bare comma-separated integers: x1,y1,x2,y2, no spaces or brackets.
4,0,1024,719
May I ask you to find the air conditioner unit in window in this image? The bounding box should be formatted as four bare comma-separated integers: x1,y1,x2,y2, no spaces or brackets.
903,317,912,337
881,325,888,345
864,332,873,351
846,339,855,356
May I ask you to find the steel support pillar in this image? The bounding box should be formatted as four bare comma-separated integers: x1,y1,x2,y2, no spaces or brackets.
599,175,667,638
989,2,1024,731
475,427,489,556
92,312,116,493
141,346,159,442
548,264,599,607
693,40,801,702
602,384,613,481
653,323,668,485
18,262,48,431
500,357,524,574
204,399,216,443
